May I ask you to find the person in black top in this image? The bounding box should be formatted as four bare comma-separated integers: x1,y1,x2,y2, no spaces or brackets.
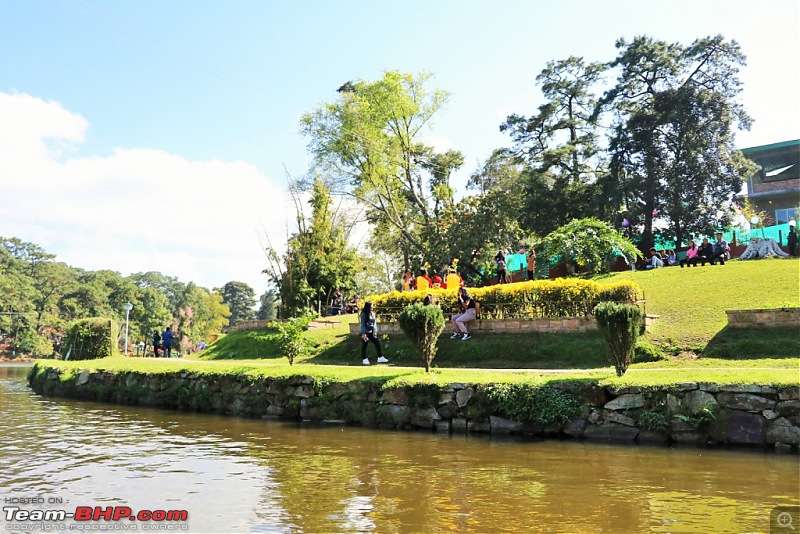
788,224,798,257
359,302,388,365
152,331,161,358
450,287,477,341
686,238,714,266
495,251,507,284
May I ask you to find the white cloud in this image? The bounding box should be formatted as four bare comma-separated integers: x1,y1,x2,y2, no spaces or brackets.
0,91,289,295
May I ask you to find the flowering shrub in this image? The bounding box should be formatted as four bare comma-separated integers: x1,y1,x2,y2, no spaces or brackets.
366,279,640,320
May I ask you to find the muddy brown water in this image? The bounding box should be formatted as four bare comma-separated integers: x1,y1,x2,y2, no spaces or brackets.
1,365,797,533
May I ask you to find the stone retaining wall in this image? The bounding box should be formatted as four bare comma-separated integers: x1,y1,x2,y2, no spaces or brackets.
726,307,800,328
349,314,658,336
28,364,800,451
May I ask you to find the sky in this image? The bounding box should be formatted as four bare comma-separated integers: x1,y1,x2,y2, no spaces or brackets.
1,0,798,297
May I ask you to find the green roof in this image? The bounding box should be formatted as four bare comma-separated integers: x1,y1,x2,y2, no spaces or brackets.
740,139,800,154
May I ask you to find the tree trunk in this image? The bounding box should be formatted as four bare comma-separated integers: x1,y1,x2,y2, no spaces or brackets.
738,238,789,259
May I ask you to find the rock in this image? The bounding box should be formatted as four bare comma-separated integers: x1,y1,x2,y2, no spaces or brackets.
587,409,601,424
676,382,698,391
265,405,285,416
294,384,315,398
776,400,800,417
436,401,459,419
563,418,586,437
451,418,468,433
603,410,636,427
301,375,315,385
608,386,642,395
667,394,682,412
762,410,779,420
382,388,409,405
670,418,695,433
638,430,670,443
386,405,410,426
467,419,491,433
779,387,800,401
490,416,523,434
671,431,704,444
719,385,764,394
717,393,773,412
411,407,441,429
581,385,609,406
766,417,800,445
683,390,719,412
76,370,90,386
447,383,466,391
726,411,767,444
439,392,456,405
699,383,720,393
435,421,452,433
604,394,645,411
583,423,639,441
456,387,474,407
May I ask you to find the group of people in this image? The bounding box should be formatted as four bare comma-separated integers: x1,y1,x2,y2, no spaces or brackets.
327,288,360,316
643,232,731,269
401,265,463,292
151,327,174,358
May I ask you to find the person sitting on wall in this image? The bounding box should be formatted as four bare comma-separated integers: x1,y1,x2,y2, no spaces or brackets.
709,232,730,265
450,287,477,341
664,249,678,267
645,248,664,269
345,294,360,314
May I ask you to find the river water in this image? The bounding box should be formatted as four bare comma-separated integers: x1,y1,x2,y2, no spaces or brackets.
1,365,798,533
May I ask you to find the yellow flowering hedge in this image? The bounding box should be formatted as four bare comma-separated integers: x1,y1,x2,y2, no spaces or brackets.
366,279,640,320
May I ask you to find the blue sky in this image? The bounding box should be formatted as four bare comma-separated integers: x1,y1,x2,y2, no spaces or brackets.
1,0,798,296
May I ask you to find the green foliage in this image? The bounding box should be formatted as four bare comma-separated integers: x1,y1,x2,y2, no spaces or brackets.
367,279,640,320
268,316,313,365
218,281,256,326
636,409,671,432
674,406,718,429
64,317,116,360
538,217,642,273
397,303,445,372
634,339,668,363
594,301,642,376
483,383,581,425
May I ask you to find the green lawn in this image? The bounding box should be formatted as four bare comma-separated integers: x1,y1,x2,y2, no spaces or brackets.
597,257,800,351
183,259,800,376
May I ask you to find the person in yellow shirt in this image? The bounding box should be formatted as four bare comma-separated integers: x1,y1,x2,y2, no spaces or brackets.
416,268,431,291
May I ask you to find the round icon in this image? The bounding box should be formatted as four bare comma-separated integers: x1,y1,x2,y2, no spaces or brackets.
777,511,795,530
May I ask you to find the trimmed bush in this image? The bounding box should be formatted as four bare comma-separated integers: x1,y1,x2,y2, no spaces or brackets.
367,279,640,320
64,317,116,360
594,302,642,376
397,303,446,372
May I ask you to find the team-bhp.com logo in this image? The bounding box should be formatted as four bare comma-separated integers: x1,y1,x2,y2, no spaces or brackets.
4,506,188,529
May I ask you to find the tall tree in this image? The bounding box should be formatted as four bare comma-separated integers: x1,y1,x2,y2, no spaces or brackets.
256,289,279,321
218,281,256,326
264,177,359,317
501,57,609,236
301,70,461,269
600,35,757,249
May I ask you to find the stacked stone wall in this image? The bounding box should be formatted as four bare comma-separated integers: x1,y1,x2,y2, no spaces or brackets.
726,308,800,328
28,364,800,451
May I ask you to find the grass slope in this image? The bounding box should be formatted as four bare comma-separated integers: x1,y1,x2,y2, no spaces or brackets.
597,257,800,351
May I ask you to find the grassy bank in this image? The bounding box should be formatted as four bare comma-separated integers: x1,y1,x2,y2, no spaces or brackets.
32,356,799,389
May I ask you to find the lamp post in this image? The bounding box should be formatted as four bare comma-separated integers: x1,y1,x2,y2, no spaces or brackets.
123,302,133,355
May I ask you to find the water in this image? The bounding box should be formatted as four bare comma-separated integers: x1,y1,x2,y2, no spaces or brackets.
1,365,797,533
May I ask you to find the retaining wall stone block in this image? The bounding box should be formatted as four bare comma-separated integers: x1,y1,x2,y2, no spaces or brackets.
726,411,767,444
584,423,639,441
766,418,800,445
605,393,645,410
717,393,773,412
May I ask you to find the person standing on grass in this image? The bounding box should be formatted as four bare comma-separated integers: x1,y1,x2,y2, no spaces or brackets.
495,250,507,284
152,331,161,358
788,224,798,257
450,287,476,341
360,301,388,366
526,249,536,280
161,326,174,358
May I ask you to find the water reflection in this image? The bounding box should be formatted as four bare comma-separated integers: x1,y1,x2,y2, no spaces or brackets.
1,366,798,533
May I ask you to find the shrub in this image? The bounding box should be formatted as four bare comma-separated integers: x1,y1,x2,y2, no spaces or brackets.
484,383,581,425
537,217,642,273
64,318,116,360
268,316,312,365
367,279,640,321
397,303,445,372
634,339,668,362
594,302,642,376
636,409,671,432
